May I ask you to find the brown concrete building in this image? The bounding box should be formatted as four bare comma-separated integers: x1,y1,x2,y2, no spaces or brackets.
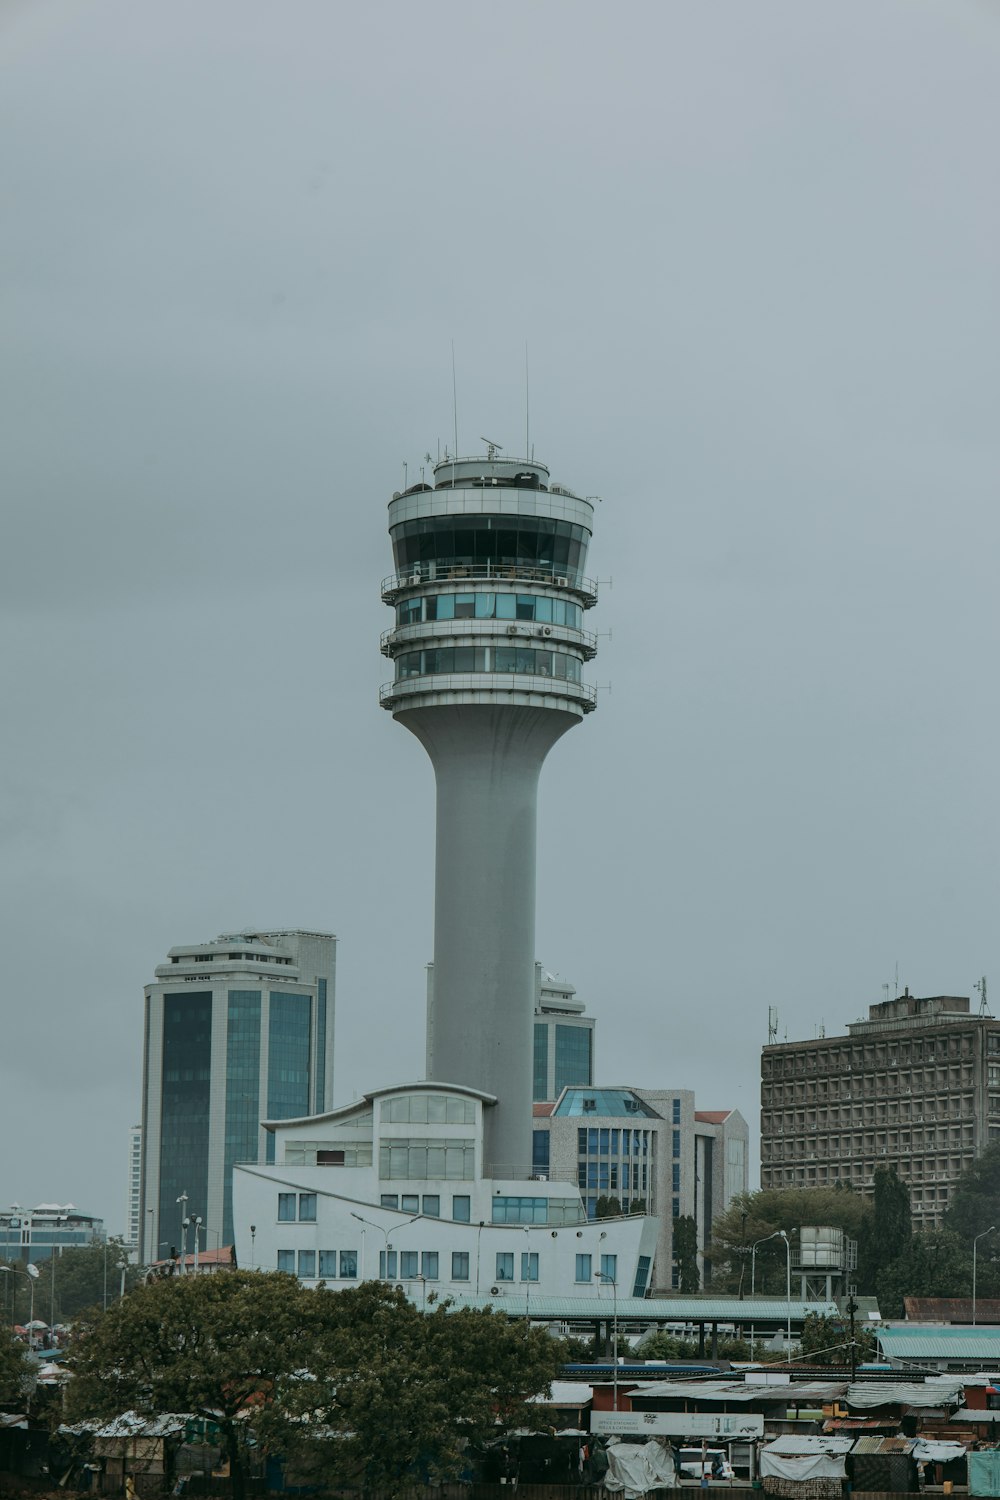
760,991,1000,1228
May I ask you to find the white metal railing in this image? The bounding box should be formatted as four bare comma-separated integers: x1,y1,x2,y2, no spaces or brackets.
381,562,599,603
380,621,599,655
379,673,598,711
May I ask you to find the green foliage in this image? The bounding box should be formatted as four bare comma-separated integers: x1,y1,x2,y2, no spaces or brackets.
798,1312,876,1367
263,1282,561,1495
0,1323,30,1401
30,1240,141,1325
67,1275,561,1500
595,1197,622,1219
875,1229,972,1318
640,1329,751,1361
857,1168,911,1293
946,1143,1000,1240
674,1215,700,1294
708,1187,867,1293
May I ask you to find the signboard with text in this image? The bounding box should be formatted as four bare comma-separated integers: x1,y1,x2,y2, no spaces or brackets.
591,1412,764,1439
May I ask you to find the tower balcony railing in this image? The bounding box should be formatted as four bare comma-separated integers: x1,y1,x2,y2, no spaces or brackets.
380,620,598,658
381,561,598,608
380,673,598,713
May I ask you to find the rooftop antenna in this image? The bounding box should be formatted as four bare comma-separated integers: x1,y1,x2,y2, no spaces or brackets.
451,340,459,468
976,976,990,1017
480,436,503,462
525,342,530,461
768,1006,778,1045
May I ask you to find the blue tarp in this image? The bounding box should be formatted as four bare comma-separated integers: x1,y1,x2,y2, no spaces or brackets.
968,1450,1000,1497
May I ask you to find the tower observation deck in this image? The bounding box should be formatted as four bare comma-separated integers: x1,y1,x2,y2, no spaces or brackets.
381,448,598,1174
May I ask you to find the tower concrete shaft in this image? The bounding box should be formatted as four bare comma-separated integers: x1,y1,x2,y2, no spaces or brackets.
405,704,576,1172
381,449,598,1173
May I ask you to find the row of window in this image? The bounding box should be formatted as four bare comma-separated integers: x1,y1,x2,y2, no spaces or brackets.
379,1139,476,1180
764,1032,980,1075
577,1128,655,1157
278,1248,357,1278
381,1094,476,1124
396,647,583,682
579,1162,650,1193
278,1192,316,1222
398,592,584,629
390,515,590,580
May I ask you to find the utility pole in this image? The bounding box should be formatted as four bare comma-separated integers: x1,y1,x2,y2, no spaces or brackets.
847,1285,859,1380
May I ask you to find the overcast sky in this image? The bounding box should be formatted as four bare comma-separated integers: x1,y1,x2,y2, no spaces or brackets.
3,0,999,1235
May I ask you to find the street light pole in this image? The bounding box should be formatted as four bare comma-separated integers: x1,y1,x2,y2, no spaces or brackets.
973,1226,997,1326
779,1230,791,1354
0,1265,39,1348
176,1193,188,1276
595,1272,619,1409
750,1230,781,1358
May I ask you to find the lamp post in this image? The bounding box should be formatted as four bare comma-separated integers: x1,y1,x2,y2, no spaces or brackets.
595,1271,619,1409
176,1193,188,1276
351,1213,393,1279
973,1225,997,1326
749,1230,781,1357
779,1229,792,1354
0,1264,39,1348
476,1221,485,1298
249,1225,256,1271
146,1208,154,1266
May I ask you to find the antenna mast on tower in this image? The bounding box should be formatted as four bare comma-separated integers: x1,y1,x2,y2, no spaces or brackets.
976,976,990,1017
768,1006,778,1045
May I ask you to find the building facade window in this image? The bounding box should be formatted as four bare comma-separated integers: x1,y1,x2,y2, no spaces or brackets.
379,1138,475,1180
278,1193,296,1222
396,646,583,683
600,1253,617,1282
277,1249,295,1272
267,992,313,1122
400,1251,418,1278
396,592,583,631
533,1024,549,1101
575,1253,592,1282
380,1094,476,1124
298,1250,316,1278
298,1193,317,1222
672,1099,681,1124
554,1024,593,1095
339,1249,357,1278
496,1253,514,1282
421,1251,439,1280
379,1250,398,1280
318,1250,338,1278
452,1195,471,1222
422,1195,440,1217
491,1196,548,1225
452,1251,470,1280
521,1252,539,1282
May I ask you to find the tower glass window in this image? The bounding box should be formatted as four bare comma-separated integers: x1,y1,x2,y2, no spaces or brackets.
390,515,591,585
224,990,261,1244
267,993,313,1121
159,993,212,1255
554,1024,593,1095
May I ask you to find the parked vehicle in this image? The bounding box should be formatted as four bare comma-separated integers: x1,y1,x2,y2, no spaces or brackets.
677,1449,735,1481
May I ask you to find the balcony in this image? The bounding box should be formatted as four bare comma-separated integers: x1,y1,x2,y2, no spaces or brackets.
380,673,598,713
381,562,599,608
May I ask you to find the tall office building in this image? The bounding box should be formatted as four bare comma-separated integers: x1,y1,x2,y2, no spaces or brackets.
532,966,595,1102
126,1125,142,1249
140,929,335,1261
760,989,998,1228
381,447,598,1172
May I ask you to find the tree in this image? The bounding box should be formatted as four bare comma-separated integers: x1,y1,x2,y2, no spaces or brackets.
857,1168,911,1293
67,1276,562,1500
674,1215,700,1293
875,1229,972,1318
33,1240,141,1325
708,1186,867,1293
946,1144,1000,1240
798,1312,876,1367
0,1323,30,1402
67,1271,319,1500
260,1283,562,1495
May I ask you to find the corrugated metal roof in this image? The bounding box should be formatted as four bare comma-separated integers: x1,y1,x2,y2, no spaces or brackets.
878,1326,1000,1359
440,1293,839,1321
953,1409,1000,1423
633,1380,846,1403
851,1436,913,1454
764,1437,855,1455
847,1379,963,1408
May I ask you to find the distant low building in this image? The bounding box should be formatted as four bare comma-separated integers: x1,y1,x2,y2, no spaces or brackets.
0,1204,105,1262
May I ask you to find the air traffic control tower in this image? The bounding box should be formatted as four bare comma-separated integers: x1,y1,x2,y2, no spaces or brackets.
380,446,598,1174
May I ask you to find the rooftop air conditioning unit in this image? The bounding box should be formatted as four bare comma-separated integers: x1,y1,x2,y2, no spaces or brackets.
555,576,569,588
490,1285,504,1296
506,625,519,636
409,573,421,586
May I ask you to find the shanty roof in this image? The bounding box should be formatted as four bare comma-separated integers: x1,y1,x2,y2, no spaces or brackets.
61,1412,191,1438
694,1111,733,1124
764,1436,855,1455
846,1379,963,1409
953,1409,1000,1423
878,1325,1000,1360
531,1382,594,1406
905,1298,1000,1324
633,1380,846,1404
